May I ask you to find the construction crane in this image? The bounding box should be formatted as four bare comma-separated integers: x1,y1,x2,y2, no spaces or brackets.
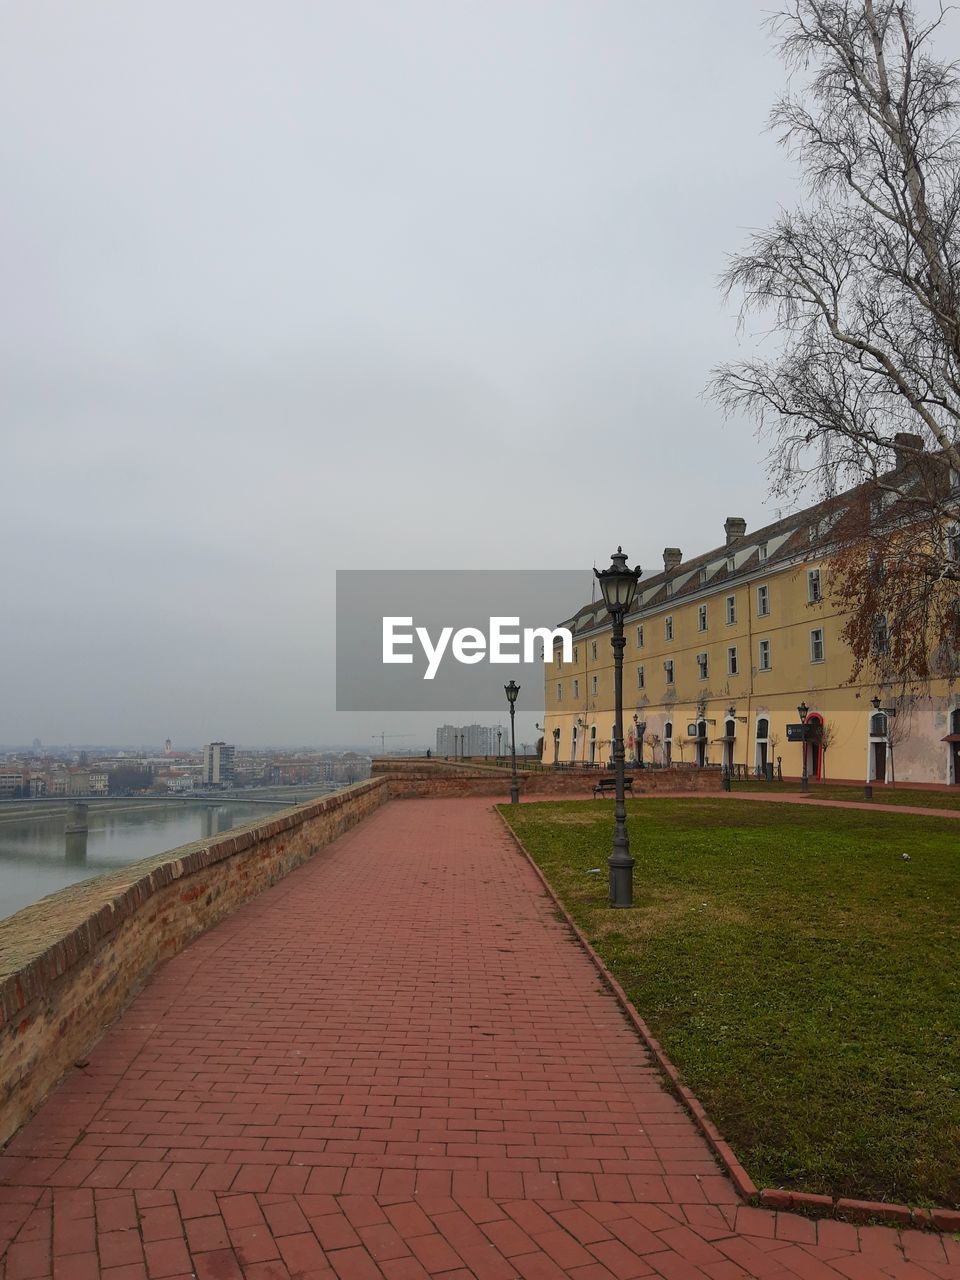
372,732,414,755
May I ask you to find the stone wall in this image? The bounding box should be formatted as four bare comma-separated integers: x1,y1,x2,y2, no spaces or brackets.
0,778,389,1147
372,758,722,798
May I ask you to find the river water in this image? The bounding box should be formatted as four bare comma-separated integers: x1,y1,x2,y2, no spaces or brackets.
0,798,307,922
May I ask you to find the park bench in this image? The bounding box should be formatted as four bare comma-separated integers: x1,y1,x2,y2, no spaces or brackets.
593,775,633,797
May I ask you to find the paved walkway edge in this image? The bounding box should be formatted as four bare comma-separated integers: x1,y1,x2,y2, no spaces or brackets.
494,803,960,1235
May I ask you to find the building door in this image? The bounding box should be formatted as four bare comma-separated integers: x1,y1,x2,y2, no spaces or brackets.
873,741,887,785
589,726,597,765
950,709,960,784
723,719,736,772
755,718,769,774
805,712,824,781
696,721,707,768
664,722,672,767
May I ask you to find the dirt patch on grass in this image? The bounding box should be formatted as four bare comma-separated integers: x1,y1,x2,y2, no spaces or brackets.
589,890,751,939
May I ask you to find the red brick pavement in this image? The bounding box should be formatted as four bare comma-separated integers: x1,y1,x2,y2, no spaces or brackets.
2,797,957,1279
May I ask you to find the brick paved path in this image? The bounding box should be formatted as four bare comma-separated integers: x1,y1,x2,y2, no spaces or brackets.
2,798,957,1279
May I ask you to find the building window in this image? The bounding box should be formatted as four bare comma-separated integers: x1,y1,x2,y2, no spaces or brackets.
948,526,960,562
665,615,674,641
591,640,598,661
808,568,822,602
573,679,579,699
636,624,644,648
664,659,674,685
699,567,708,585
727,646,738,675
871,617,889,656
637,665,645,689
557,683,563,701
727,555,736,573
592,675,598,695
726,594,736,624
810,628,825,663
698,604,708,631
758,542,768,562
556,651,562,669
573,646,579,663
758,639,771,671
757,584,770,616
696,652,709,679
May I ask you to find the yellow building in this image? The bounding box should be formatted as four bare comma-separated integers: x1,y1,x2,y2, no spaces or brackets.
543,502,960,787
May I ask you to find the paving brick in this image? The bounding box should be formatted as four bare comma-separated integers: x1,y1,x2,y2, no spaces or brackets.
0,797,949,1280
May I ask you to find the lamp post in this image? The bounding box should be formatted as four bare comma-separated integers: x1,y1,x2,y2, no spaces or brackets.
497,727,502,763
798,700,809,793
865,694,882,799
504,680,520,804
595,547,643,908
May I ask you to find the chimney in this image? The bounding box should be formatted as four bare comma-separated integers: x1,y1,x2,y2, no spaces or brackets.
892,433,924,470
663,547,682,574
724,516,747,546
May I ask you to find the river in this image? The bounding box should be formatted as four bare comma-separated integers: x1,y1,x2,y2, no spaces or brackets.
0,796,322,922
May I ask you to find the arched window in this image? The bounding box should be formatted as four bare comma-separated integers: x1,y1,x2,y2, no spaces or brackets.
870,712,888,737
952,707,960,735
725,718,736,738
756,717,769,739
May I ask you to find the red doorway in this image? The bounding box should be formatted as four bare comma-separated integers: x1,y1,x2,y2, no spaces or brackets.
805,711,824,781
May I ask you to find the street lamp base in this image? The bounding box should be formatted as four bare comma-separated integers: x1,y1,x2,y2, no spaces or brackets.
608,859,634,910
510,785,520,805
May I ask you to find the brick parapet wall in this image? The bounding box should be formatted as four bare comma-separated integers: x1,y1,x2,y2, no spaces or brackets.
374,759,722,798
0,778,389,1147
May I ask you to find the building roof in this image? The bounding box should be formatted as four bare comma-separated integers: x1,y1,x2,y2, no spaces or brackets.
560,442,955,634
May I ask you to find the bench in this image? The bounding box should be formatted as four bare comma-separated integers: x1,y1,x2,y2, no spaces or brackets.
593,776,633,797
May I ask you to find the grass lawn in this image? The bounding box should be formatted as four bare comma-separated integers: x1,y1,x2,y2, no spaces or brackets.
500,797,960,1208
733,778,960,811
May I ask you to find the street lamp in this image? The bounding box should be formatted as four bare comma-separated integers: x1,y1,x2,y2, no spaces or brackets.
798,700,809,793
497,727,502,762
504,680,520,804
865,695,882,800
595,547,643,908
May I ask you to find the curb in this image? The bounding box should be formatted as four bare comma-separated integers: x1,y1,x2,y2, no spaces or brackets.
493,805,958,1233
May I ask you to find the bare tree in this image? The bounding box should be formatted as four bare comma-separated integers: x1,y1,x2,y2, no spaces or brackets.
710,0,960,686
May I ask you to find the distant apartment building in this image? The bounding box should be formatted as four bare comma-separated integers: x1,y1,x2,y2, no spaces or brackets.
48,769,68,796
201,742,236,788
435,724,499,757
67,769,90,796
89,770,109,796
0,767,25,798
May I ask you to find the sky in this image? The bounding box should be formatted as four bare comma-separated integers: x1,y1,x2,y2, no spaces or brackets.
0,0,905,749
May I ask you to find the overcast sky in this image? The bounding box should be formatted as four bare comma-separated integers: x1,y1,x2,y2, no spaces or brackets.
0,1,918,749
